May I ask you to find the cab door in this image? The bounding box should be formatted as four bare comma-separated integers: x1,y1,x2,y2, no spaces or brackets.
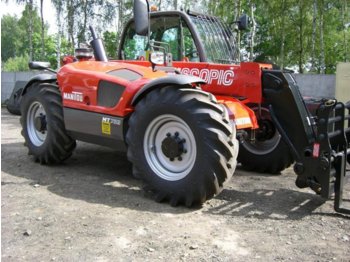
119,14,200,63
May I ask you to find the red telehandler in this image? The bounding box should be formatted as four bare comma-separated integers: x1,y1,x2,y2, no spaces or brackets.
20,0,349,213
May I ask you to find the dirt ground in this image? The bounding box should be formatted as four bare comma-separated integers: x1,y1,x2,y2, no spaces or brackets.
1,109,350,262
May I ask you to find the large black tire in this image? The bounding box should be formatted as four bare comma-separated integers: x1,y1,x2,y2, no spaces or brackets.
126,86,238,207
20,83,76,164
238,106,294,174
6,82,26,115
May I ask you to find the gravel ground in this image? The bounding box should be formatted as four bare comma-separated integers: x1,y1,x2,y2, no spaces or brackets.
2,109,350,262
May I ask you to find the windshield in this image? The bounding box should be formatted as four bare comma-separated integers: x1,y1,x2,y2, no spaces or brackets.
190,15,238,64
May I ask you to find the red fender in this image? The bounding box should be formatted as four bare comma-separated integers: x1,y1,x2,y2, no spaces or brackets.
216,95,259,130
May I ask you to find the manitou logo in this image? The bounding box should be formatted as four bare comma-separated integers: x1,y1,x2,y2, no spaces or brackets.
180,68,235,86
63,92,83,102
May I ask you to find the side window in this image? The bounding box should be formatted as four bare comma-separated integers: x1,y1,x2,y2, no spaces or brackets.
183,26,199,62
121,16,198,62
122,26,147,60
161,27,180,61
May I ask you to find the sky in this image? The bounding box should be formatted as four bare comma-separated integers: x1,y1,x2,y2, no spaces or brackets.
0,0,57,34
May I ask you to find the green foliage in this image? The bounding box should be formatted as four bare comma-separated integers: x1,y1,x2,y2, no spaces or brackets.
123,38,137,60
103,31,118,58
44,34,60,69
1,15,24,62
3,54,30,72
204,0,349,73
18,4,43,60
1,4,50,64
1,3,71,70
1,0,348,74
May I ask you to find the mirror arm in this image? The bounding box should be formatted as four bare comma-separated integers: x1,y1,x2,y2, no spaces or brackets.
147,1,151,47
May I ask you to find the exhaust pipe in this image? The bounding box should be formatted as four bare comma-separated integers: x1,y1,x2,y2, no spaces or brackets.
89,26,108,62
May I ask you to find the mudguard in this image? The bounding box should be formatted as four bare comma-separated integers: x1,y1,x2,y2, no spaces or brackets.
21,73,57,96
216,96,258,130
131,75,205,105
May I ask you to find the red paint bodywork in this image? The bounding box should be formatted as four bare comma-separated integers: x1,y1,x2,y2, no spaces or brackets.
114,60,271,129
118,61,271,104
57,61,167,116
58,59,271,130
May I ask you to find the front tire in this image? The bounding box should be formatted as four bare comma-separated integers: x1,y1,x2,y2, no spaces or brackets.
20,83,76,164
126,86,238,207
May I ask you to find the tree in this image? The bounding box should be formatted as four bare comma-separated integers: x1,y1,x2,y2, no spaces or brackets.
250,1,282,65
319,0,325,74
117,1,133,38
40,0,45,59
3,54,30,71
18,4,42,61
310,0,317,72
66,0,77,53
12,0,36,61
293,0,312,73
51,0,64,68
19,0,35,61
342,0,349,62
2,0,348,74
103,31,118,58
279,0,286,69
248,1,256,61
2,5,42,63
1,15,23,62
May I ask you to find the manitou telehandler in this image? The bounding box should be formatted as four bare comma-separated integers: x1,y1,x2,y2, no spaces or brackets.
20,0,349,213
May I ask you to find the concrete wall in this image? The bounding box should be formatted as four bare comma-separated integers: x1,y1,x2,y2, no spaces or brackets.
1,71,39,103
293,74,335,98
1,71,336,103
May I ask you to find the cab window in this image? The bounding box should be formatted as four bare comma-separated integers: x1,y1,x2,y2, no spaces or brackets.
121,15,199,62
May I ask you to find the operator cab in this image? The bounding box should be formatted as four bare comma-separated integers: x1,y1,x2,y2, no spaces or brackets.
118,10,239,64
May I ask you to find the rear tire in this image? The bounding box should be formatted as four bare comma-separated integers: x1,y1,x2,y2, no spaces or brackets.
20,83,76,164
126,86,238,207
238,106,294,174
6,88,23,115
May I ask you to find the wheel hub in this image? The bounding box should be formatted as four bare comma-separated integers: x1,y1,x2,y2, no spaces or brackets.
34,113,47,133
256,119,275,141
161,132,186,160
241,107,281,155
143,114,196,181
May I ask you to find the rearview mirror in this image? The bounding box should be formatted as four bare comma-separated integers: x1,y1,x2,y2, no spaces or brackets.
133,0,149,36
238,14,250,30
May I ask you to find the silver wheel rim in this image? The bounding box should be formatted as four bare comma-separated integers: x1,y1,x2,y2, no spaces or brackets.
27,101,47,146
143,114,197,181
240,107,281,155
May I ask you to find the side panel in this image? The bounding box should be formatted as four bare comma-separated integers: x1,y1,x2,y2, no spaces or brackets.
58,68,129,116
64,108,126,150
181,62,268,103
117,60,271,104
57,61,166,117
